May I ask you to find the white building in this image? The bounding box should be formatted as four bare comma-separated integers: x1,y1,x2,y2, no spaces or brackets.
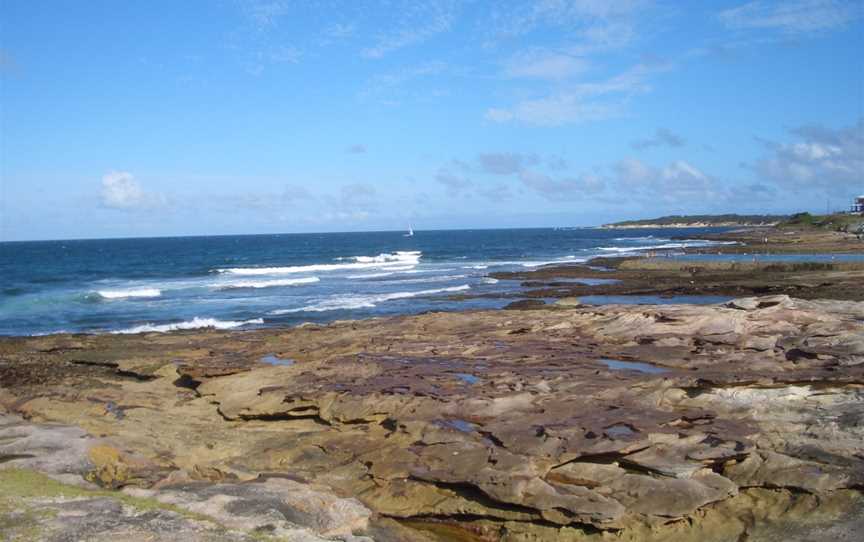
853,195,864,214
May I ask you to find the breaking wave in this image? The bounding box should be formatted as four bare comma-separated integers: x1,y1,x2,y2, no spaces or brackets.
112,317,264,334
270,285,470,314
348,251,421,264
216,277,320,290
95,288,162,299
597,240,736,253
217,251,421,276
380,274,468,285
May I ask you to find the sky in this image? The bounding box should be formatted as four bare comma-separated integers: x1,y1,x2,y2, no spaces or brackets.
1,0,863,241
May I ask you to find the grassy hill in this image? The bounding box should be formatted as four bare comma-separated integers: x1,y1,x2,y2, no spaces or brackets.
602,214,788,229
780,212,864,233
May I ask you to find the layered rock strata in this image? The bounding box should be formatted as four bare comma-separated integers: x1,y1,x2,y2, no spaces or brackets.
1,295,862,540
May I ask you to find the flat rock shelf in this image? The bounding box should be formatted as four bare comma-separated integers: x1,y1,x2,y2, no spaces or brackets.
1,294,863,541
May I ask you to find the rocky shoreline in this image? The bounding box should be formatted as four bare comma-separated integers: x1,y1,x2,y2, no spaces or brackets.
2,226,863,541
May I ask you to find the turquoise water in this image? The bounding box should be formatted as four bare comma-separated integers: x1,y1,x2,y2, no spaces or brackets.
0,228,732,335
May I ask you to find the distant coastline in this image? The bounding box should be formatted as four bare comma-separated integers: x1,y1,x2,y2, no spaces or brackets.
601,213,787,229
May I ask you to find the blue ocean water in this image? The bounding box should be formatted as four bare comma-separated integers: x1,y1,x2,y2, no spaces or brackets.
0,228,732,336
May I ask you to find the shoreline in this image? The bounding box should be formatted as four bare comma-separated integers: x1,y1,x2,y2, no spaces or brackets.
2,223,864,541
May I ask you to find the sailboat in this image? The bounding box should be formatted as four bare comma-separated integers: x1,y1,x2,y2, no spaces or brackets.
404,224,414,237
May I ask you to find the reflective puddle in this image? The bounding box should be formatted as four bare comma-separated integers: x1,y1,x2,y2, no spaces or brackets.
455,373,481,385
604,423,637,438
260,354,295,367
601,358,669,374
438,419,476,433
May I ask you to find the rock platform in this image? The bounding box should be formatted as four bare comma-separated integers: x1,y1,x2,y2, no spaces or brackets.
1,294,863,540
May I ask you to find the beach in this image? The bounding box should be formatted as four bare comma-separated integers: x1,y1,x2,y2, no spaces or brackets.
1,225,863,541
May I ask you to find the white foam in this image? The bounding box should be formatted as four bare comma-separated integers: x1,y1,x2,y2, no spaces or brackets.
346,265,418,279
381,274,467,284
482,277,499,284
217,252,420,276
112,317,264,334
270,285,470,314
346,272,394,279
216,277,320,290
350,251,421,264
597,240,732,253
96,288,162,299
463,265,488,269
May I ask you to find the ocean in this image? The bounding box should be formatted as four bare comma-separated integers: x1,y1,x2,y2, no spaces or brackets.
0,228,730,336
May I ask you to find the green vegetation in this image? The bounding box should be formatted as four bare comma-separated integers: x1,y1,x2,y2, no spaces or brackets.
604,214,788,228
0,468,215,541
780,212,864,233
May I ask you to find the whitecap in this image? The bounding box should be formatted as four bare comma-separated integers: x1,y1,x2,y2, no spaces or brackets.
350,251,421,264
112,317,264,334
216,277,319,290
270,285,470,314
597,240,734,254
380,274,467,285
217,255,420,275
96,288,162,299
347,272,393,279
482,277,499,284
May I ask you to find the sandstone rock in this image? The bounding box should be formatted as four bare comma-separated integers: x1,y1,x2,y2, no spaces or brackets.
2,295,863,540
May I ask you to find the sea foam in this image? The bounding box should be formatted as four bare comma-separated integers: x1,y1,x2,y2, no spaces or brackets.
96,288,162,299
112,317,264,334
380,274,468,285
216,277,320,290
597,240,734,253
270,284,470,314
218,251,421,276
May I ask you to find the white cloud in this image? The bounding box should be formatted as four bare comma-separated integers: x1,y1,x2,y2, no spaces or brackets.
99,171,164,210
360,1,458,59
631,128,686,149
267,46,302,64
719,0,860,34
614,157,654,186
518,169,606,200
323,22,356,40
486,93,620,126
478,183,514,202
613,158,721,203
502,49,588,80
487,0,651,53
752,118,864,193
485,62,661,126
478,152,538,175
435,168,472,196
358,61,449,104
484,108,514,123
240,0,291,29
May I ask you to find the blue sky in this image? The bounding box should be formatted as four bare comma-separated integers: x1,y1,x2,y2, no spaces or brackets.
1,0,863,240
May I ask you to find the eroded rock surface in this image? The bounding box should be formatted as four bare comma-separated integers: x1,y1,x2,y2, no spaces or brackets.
1,295,863,540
